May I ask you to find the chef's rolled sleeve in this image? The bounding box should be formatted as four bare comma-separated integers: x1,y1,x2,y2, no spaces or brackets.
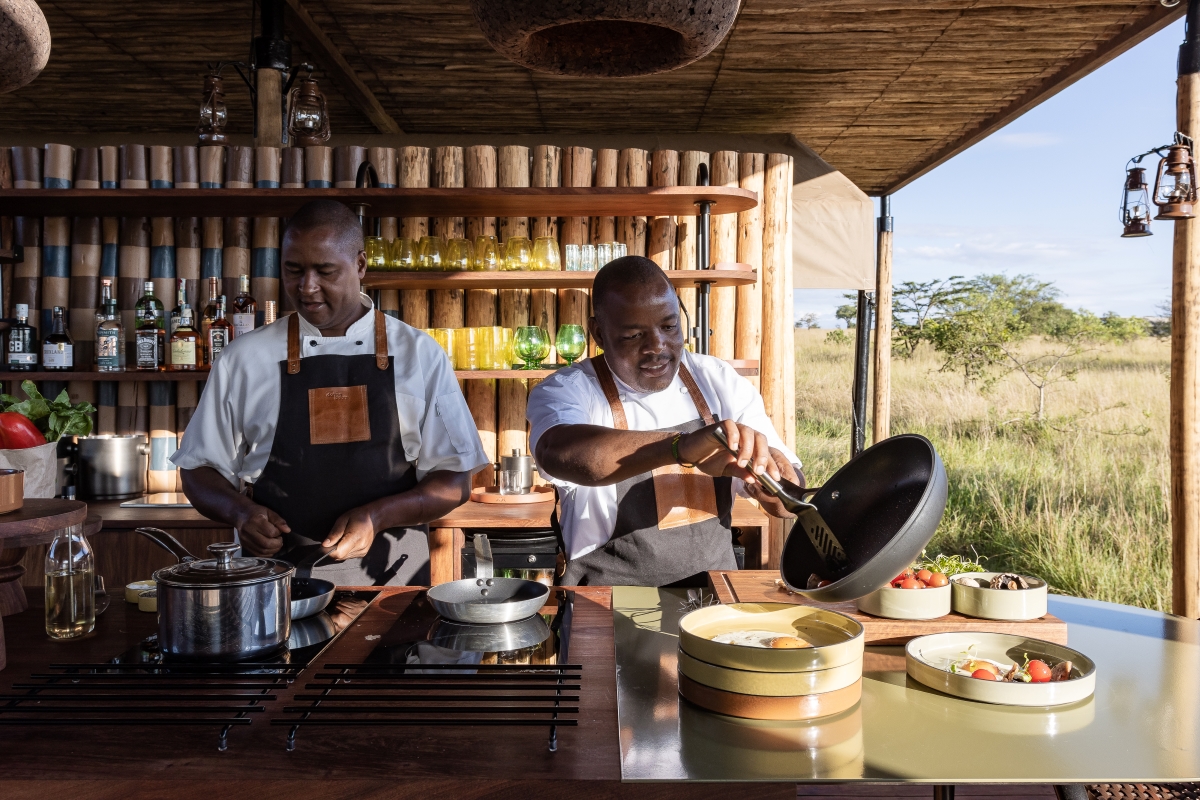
527,367,603,459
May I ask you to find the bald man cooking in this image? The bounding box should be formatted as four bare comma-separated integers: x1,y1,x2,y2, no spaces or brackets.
172,200,488,585
527,256,803,587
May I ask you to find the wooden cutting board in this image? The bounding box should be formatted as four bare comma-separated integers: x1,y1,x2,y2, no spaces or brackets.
706,570,1069,646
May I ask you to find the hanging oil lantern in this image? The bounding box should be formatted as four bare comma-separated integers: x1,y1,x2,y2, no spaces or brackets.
1153,142,1197,220
197,67,229,145
287,71,331,147
1120,166,1153,238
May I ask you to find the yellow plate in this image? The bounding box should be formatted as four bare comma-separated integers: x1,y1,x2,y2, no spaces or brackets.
678,672,862,721
678,648,862,697
679,603,863,673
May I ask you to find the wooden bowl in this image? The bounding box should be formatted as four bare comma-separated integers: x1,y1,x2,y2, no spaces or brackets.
0,469,24,514
951,572,1048,620
470,485,554,504
856,583,951,620
678,603,863,673
678,648,862,697
678,671,862,721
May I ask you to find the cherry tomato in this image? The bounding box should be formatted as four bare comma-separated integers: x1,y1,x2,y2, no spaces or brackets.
892,571,912,584
916,569,933,584
899,577,922,589
971,668,999,681
917,580,928,588
926,572,949,587
1027,660,1052,683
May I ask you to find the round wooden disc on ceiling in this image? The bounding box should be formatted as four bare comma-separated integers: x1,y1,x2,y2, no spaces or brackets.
0,0,50,94
469,0,741,77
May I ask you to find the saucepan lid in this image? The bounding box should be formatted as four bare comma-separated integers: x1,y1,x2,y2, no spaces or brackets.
779,434,948,602
156,542,294,588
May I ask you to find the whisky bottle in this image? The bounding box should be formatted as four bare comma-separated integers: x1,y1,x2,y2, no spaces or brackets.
8,303,37,371
169,306,198,371
134,281,165,371
42,306,73,372
231,274,256,338
207,296,232,364
200,277,220,366
96,298,124,373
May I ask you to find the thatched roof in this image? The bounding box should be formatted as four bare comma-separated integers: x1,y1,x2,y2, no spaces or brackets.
0,1,1182,194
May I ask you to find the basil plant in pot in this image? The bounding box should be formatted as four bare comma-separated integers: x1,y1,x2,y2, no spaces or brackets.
0,381,95,497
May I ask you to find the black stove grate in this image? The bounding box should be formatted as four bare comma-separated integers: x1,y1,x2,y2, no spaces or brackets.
277,589,582,752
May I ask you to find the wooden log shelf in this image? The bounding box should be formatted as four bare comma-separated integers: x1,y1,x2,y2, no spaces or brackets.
363,266,756,290
0,186,758,219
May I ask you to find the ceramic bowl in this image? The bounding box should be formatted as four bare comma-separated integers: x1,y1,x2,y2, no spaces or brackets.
905,631,1096,707
677,648,862,697
678,671,862,721
678,603,863,673
856,583,950,620
951,572,1048,620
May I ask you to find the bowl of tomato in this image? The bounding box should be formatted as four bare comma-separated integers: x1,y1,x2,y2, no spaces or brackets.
855,567,951,620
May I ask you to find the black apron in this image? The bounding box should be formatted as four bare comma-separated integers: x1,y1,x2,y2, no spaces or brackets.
251,310,429,586
557,356,736,588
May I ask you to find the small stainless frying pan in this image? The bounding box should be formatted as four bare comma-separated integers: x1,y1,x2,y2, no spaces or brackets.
426,534,550,624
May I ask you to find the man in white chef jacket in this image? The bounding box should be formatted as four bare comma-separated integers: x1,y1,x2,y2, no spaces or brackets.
527,256,803,587
172,200,488,585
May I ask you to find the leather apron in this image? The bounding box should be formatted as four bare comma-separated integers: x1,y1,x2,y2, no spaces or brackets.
557,356,736,588
251,310,429,586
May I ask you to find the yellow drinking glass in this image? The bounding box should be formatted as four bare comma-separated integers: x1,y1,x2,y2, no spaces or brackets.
491,326,514,369
453,326,480,370
417,236,444,271
365,236,387,270
474,326,496,370
473,235,501,271
391,238,416,271
531,237,561,271
445,238,474,271
504,237,532,271
426,328,456,367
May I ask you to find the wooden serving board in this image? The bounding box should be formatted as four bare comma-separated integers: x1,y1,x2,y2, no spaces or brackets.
707,570,1069,646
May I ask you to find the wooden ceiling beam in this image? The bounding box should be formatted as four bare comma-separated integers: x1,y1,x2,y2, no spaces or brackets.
282,0,403,135
880,2,1186,196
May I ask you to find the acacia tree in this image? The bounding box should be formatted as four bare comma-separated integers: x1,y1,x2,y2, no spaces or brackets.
891,277,967,357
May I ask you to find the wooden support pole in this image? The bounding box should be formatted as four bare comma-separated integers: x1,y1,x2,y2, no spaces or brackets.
617,148,648,256
648,149,678,271
677,151,709,327
432,146,465,329
1173,6,1200,618
559,146,592,331
531,145,559,361
710,150,739,359
498,145,530,458
736,153,766,385
591,149,618,246
465,145,498,487
399,146,430,328
761,153,792,451
873,196,894,445
254,67,284,149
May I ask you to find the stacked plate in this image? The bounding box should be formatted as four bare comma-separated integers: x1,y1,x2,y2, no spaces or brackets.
676,603,865,720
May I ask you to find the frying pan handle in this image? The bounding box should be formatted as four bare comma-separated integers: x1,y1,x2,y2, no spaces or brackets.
474,533,494,580
134,527,197,563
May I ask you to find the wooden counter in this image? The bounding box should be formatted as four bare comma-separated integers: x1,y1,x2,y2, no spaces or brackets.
17,498,770,591
0,587,791,800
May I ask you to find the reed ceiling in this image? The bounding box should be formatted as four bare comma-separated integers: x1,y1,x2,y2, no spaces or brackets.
0,0,1183,193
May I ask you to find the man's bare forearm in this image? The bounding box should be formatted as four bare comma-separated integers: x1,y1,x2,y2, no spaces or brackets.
535,425,676,486
180,467,262,528
362,469,474,530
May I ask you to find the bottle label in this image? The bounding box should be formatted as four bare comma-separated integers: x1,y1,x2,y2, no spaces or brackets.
43,344,73,368
171,339,196,366
97,330,121,369
135,331,160,369
232,313,255,338
7,352,35,365
208,329,228,362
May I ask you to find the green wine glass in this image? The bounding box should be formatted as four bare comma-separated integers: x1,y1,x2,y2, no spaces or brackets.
555,324,586,366
514,326,550,370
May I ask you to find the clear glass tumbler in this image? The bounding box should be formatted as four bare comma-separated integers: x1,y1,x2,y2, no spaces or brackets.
564,244,581,271
596,242,613,267
580,244,597,271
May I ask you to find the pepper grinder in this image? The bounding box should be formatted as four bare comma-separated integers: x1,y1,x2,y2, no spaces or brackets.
498,449,534,495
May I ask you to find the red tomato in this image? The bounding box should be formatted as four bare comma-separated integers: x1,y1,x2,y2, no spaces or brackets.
899,577,922,589
971,668,998,681
0,412,45,449
917,580,928,588
916,569,933,583
1027,660,1052,683
926,572,949,587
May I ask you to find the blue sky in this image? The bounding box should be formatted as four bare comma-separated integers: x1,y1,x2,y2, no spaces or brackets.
796,18,1184,328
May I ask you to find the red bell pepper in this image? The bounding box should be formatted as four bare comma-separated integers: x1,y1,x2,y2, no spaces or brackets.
0,411,46,449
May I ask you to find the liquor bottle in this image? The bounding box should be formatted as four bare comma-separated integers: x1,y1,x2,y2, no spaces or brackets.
264,300,278,326
96,297,124,373
7,303,37,371
169,279,186,336
207,296,232,364
42,306,74,371
97,278,113,329
231,274,256,338
169,305,198,371
200,276,220,366
44,524,95,640
134,281,165,371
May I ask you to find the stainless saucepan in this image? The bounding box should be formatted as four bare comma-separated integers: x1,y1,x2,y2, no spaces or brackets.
426,534,550,624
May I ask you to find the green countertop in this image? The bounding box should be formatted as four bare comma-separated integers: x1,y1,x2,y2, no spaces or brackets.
613,587,1200,783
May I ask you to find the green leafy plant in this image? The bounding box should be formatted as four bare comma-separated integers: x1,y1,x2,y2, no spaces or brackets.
0,380,95,442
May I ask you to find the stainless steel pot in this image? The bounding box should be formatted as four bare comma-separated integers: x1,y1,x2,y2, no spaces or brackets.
75,434,149,500
135,527,293,661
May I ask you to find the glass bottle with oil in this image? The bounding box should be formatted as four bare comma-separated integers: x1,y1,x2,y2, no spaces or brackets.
44,524,96,639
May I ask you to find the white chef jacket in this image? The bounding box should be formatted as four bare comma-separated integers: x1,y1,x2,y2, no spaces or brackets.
526,350,801,560
171,304,489,488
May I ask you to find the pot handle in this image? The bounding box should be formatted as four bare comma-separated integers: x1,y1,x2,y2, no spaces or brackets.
134,527,197,563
